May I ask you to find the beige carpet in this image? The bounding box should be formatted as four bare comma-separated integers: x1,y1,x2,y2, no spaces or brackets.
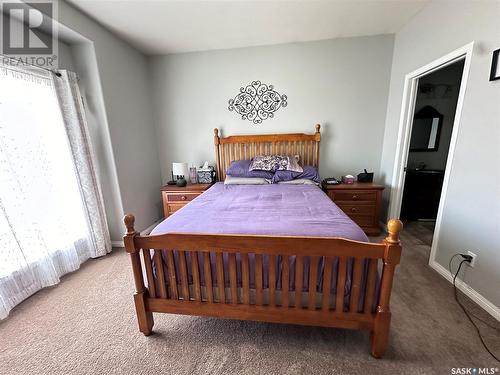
1,222,499,374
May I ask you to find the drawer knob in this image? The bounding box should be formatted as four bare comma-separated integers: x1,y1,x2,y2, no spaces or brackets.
350,207,357,213
181,195,187,201
352,195,359,200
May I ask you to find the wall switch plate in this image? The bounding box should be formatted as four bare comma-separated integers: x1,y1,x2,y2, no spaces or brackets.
466,251,477,267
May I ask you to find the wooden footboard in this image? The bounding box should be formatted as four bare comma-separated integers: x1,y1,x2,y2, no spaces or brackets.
123,215,402,358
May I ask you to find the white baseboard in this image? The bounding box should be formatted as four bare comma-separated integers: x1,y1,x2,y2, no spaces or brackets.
111,240,124,248
110,220,161,249
140,220,162,235
429,260,500,322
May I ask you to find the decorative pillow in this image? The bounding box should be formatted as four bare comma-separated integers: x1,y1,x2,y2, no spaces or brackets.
287,155,303,173
249,155,303,173
226,160,274,179
224,175,270,185
277,179,318,185
249,155,287,172
271,165,320,184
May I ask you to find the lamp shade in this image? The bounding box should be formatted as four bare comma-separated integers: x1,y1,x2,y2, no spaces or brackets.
172,162,188,177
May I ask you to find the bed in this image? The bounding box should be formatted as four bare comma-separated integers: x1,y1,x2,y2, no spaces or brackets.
123,125,402,358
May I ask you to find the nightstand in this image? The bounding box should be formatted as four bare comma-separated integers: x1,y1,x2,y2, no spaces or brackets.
322,182,385,235
161,183,213,218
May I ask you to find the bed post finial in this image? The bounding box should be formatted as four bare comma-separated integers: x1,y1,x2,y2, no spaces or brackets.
373,217,402,358
214,128,219,144
124,214,136,236
313,124,321,166
123,213,154,335
314,124,321,143
385,219,403,244
214,128,221,181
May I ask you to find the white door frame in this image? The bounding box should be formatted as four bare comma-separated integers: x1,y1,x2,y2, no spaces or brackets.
388,42,474,267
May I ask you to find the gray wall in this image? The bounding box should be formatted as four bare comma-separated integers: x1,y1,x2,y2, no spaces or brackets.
65,41,126,242
57,40,75,70
57,2,163,239
379,1,500,308
148,35,394,184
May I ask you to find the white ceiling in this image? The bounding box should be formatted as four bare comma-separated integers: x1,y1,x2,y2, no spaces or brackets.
66,0,429,55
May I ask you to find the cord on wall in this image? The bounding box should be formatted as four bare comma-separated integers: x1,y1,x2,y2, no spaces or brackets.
450,254,500,363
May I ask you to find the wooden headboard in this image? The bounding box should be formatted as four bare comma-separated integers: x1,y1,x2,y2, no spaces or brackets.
214,124,321,181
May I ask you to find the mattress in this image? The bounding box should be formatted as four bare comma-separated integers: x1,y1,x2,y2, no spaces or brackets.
150,183,379,311
152,183,368,240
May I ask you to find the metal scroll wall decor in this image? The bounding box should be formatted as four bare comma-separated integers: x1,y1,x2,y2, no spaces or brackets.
228,80,287,124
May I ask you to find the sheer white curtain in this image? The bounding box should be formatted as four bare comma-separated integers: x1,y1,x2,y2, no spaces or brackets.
0,61,111,319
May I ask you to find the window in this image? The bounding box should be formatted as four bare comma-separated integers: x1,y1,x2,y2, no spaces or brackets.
0,62,110,319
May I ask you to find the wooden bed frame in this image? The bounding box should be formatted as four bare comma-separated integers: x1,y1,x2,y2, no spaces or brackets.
124,124,402,358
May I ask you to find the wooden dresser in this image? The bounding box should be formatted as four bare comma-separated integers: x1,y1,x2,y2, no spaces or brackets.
161,183,213,218
322,182,385,235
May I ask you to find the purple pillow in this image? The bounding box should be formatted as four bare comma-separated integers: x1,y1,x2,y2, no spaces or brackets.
226,160,274,179
271,165,320,184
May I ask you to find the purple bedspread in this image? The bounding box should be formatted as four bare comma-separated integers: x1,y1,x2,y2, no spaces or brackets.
152,183,368,240
150,183,378,311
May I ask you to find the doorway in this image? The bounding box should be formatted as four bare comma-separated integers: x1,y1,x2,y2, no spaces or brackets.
400,59,465,242
388,42,473,266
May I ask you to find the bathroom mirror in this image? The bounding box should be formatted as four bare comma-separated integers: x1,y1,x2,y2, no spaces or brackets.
409,106,443,151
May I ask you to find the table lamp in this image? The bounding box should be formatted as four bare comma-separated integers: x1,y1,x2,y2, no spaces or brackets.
172,162,188,187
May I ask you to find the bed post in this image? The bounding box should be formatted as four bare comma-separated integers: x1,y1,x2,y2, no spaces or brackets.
371,218,403,358
214,128,221,181
123,214,154,336
314,124,321,168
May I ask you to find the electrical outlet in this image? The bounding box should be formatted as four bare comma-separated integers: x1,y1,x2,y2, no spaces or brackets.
466,251,477,267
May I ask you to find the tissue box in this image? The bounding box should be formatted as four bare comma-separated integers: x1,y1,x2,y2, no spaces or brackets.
197,166,215,183
342,175,355,184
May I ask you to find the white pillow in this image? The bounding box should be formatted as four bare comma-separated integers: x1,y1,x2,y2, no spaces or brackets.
277,179,318,185
286,155,303,173
224,175,270,185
